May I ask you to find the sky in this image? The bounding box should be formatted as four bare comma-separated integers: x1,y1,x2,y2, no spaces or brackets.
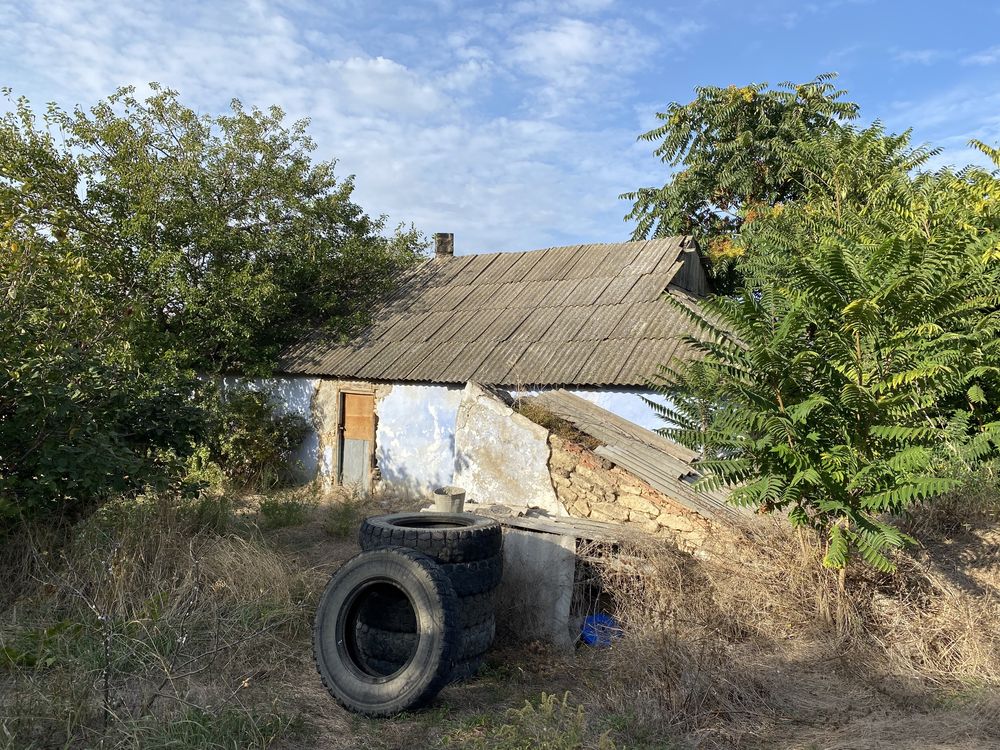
1,0,998,254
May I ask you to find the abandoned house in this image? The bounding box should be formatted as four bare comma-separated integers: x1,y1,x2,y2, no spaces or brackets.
266,233,736,546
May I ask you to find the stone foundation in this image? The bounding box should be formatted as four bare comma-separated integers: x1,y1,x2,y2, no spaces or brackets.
547,434,713,551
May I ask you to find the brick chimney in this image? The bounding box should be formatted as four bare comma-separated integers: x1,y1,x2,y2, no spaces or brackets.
434,232,454,258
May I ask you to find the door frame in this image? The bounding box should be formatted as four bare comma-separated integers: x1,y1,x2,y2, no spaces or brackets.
337,389,376,488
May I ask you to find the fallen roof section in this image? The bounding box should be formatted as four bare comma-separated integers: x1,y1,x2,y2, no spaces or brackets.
527,389,745,523
279,236,708,388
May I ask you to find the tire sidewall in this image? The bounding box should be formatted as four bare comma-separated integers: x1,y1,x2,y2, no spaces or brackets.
313,548,458,715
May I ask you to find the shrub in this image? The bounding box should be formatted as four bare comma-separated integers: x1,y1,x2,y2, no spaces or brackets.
207,387,311,491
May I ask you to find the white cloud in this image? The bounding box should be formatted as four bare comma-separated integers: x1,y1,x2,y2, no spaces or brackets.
513,18,612,76
894,48,946,65
887,85,1000,171
963,46,1000,66
509,0,617,16
0,0,668,254
327,57,449,116
507,16,662,115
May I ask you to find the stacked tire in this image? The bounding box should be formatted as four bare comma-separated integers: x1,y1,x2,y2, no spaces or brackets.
357,513,501,682
313,513,502,716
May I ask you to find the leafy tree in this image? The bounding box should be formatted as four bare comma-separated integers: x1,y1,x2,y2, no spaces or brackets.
1,85,424,525
623,74,858,289
0,223,207,524
2,84,424,374
652,127,1000,571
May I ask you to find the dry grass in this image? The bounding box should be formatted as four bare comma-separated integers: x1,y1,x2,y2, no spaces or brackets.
0,493,318,749
577,493,1000,748
514,399,602,451
3,485,998,749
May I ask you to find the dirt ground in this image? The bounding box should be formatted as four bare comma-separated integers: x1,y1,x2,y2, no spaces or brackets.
261,506,1000,750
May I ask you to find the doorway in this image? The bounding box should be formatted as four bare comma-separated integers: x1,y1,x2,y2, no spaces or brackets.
338,392,375,492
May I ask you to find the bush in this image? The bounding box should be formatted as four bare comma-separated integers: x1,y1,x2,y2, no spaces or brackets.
207,387,311,491
0,230,209,528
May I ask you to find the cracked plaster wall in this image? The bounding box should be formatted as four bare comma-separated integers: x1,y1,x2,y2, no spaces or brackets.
454,383,564,514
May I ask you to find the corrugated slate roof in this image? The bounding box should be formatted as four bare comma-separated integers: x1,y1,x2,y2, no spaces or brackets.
527,389,746,523
279,236,708,387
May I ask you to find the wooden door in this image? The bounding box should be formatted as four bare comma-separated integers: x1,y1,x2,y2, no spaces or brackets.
339,392,374,491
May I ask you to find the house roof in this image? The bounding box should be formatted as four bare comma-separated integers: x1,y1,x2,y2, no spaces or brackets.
278,236,708,387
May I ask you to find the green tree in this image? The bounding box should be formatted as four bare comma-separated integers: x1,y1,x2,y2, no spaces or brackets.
1,85,424,525
0,223,207,523
2,84,424,374
652,128,1000,571
623,74,858,290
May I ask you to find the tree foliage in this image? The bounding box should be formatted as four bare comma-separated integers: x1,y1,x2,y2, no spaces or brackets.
0,227,206,522
652,126,1000,570
623,74,858,289
1,84,424,525
2,84,424,374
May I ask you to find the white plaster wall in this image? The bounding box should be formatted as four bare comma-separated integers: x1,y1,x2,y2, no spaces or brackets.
453,383,564,515
375,384,464,498
222,376,320,482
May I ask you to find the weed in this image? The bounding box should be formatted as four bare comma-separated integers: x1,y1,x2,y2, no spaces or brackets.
322,490,376,538
178,494,233,534
258,491,312,530
0,493,314,749
514,400,601,451
439,692,616,750
127,705,299,749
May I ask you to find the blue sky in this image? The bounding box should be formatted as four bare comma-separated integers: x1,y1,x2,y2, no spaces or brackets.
1,0,998,254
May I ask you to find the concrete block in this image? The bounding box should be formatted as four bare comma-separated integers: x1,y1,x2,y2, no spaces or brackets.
495,529,577,650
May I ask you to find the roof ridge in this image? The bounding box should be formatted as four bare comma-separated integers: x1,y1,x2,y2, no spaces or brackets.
453,235,685,259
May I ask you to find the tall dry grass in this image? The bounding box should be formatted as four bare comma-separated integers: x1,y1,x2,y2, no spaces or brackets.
580,489,1000,747
0,493,318,749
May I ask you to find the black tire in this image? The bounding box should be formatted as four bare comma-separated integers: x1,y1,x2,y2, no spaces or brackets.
456,591,497,628
445,555,503,597
360,589,496,632
359,652,489,686
313,547,460,716
356,617,495,665
359,513,502,564
361,654,486,684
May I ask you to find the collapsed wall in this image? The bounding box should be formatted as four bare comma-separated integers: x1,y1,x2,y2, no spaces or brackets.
547,434,713,552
